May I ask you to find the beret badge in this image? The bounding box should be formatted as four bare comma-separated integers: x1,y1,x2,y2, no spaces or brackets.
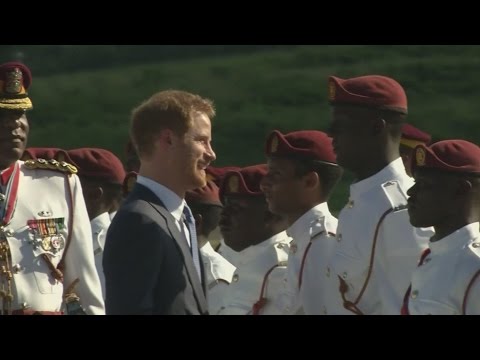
415,148,426,167
5,67,22,94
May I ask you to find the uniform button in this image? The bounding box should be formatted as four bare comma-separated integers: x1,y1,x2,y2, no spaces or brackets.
326,267,330,277
21,302,29,309
337,234,342,242
12,264,23,274
472,243,480,248
232,274,239,282
0,194,5,201
342,272,348,280
411,290,418,299
5,229,13,237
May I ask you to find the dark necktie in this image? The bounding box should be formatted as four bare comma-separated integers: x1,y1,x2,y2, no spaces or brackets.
183,205,201,281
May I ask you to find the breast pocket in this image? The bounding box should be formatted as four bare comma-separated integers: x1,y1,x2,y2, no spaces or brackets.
330,251,369,298
26,218,68,294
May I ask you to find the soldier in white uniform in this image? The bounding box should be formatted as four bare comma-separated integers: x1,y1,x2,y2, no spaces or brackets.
216,165,291,315
402,140,480,315
324,74,432,315
185,180,236,314
0,61,104,315
260,130,343,315
67,148,126,299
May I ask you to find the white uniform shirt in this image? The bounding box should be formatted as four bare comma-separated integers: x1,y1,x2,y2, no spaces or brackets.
325,158,432,315
217,238,241,267
216,231,291,315
200,241,236,314
278,202,338,315
91,212,111,300
407,222,480,315
1,161,105,314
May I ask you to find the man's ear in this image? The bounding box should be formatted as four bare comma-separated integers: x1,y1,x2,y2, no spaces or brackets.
372,117,386,136
194,213,203,235
303,171,320,191
457,178,473,196
156,129,177,148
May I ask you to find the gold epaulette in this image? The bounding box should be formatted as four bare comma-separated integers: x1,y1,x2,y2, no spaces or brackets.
23,158,78,175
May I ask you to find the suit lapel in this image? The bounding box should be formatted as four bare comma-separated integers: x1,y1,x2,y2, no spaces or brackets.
131,184,208,313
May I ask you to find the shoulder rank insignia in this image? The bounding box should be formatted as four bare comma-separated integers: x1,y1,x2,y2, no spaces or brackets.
24,158,78,175
25,159,78,174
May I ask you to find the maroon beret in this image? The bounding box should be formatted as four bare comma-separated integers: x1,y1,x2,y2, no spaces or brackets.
412,140,480,175
186,180,222,206
328,75,407,114
265,130,336,164
68,148,126,184
220,164,267,200
122,171,138,196
0,62,33,110
401,123,432,147
206,166,241,187
22,147,61,161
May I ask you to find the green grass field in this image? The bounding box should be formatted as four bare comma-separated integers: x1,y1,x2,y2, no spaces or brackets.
24,45,480,213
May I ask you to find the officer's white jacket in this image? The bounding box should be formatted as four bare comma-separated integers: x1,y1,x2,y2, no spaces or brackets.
91,211,111,300
200,241,236,315
1,161,105,314
216,231,291,315
278,202,338,315
326,158,432,315
407,222,480,315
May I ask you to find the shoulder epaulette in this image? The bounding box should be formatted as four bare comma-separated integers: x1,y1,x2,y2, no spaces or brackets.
381,180,408,211
24,158,78,175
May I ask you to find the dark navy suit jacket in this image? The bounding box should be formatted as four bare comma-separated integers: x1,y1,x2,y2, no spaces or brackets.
103,183,208,315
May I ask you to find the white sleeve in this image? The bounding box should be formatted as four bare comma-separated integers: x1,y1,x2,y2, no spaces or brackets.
63,174,105,315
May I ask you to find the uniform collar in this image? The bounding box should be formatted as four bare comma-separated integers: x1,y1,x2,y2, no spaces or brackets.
0,162,17,186
429,222,480,255
91,212,112,251
236,231,289,264
91,212,111,234
200,241,216,255
350,157,407,200
287,202,331,240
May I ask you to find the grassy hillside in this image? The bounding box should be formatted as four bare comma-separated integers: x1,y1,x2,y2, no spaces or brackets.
25,45,480,213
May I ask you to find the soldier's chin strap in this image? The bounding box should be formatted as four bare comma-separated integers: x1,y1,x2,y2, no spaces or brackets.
338,206,399,315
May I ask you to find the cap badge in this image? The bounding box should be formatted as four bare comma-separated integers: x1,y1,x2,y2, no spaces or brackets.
5,67,22,94
328,80,336,101
228,175,239,193
270,135,279,153
416,148,426,167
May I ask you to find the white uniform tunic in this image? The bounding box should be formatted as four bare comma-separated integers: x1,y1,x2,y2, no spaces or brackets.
325,158,432,315
200,241,236,315
91,212,111,300
216,231,291,315
407,222,480,315
278,202,338,315
0,160,105,315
